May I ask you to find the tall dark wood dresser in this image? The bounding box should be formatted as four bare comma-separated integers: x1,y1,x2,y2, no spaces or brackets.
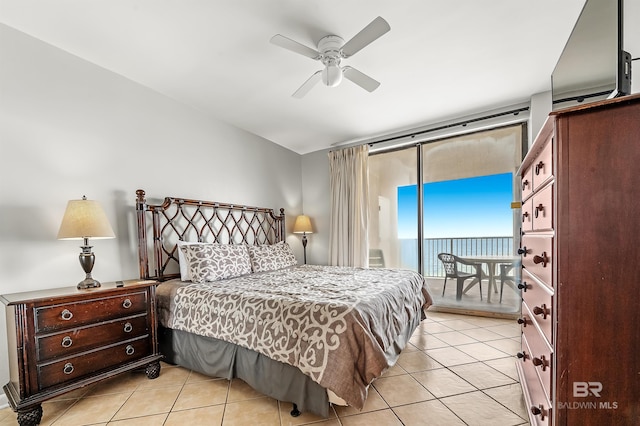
516,94,640,425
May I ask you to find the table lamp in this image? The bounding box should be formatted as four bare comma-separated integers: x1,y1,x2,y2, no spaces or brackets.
57,196,115,289
293,215,313,264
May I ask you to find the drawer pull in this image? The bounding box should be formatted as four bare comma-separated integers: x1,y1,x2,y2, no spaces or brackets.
63,363,74,375
517,351,528,361
517,246,529,257
122,299,132,309
533,304,550,319
61,336,73,348
517,317,529,327
534,203,544,218
522,211,529,223
535,161,545,176
61,309,73,321
123,322,133,333
517,281,530,292
532,355,549,371
522,179,530,191
531,404,547,420
125,345,135,356
533,252,549,267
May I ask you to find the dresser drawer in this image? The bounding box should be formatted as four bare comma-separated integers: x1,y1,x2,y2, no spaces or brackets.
531,138,553,190
35,291,148,333
36,314,149,362
522,165,534,200
521,270,553,344
522,315,553,402
37,336,151,390
521,198,533,232
518,335,552,426
521,236,553,287
531,183,553,231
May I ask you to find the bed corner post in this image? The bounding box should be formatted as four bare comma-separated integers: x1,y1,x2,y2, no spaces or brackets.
136,189,150,279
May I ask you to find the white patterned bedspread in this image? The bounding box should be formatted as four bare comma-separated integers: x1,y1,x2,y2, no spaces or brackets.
166,265,432,409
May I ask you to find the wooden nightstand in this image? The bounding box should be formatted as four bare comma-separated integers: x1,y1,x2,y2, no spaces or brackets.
1,280,163,426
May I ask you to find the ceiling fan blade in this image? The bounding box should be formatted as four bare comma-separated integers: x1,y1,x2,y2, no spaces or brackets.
341,16,390,57
270,34,321,60
292,71,323,98
343,66,380,92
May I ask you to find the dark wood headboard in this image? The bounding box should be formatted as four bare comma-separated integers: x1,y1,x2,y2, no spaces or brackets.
135,189,286,281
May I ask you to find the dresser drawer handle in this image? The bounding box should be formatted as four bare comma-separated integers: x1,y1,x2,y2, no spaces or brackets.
517,317,529,327
534,203,544,218
122,299,132,309
517,246,529,257
534,161,545,176
533,252,549,267
63,363,74,375
517,281,530,292
61,309,73,321
531,404,547,420
522,179,529,191
533,304,550,319
521,212,529,223
123,322,133,333
517,351,528,361
125,345,135,356
532,355,549,371
61,336,73,348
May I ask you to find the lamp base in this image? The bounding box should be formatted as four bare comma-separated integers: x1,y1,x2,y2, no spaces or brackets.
77,277,101,290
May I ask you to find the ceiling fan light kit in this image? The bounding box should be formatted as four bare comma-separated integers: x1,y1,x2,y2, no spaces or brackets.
270,16,390,98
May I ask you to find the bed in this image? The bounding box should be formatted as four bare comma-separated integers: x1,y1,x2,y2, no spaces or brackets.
135,189,432,417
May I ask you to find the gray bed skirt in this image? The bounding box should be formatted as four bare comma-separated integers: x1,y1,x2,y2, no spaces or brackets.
158,326,331,417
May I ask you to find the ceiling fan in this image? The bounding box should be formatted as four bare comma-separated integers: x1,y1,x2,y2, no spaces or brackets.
270,16,391,98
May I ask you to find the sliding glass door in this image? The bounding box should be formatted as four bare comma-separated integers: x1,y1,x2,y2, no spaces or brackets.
368,125,524,315
368,146,418,271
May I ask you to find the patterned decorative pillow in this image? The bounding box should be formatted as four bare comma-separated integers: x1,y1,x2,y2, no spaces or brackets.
176,240,207,281
247,241,298,273
179,243,252,283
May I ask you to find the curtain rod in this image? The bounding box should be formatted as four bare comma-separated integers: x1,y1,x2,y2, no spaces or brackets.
330,105,530,153
366,106,529,147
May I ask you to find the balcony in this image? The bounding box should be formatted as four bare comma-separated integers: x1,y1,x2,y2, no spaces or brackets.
396,236,519,316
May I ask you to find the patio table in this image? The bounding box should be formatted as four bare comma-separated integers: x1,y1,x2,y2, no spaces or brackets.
459,255,520,302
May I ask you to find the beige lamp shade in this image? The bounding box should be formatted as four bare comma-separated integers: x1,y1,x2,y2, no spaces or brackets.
293,215,313,234
57,197,115,240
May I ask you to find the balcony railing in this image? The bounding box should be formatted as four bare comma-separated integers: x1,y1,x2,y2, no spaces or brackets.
400,237,514,277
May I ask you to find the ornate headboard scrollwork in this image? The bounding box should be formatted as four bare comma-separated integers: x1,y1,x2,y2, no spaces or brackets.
136,189,286,281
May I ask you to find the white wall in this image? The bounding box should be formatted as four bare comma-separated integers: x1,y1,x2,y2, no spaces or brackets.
0,24,304,393
300,149,331,265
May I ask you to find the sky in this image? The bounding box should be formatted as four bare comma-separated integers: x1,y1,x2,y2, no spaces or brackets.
397,173,514,239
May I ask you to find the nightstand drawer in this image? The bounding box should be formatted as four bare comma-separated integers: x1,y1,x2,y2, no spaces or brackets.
37,336,151,390
35,291,148,332
37,314,149,362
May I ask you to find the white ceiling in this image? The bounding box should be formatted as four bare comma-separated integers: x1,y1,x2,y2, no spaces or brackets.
0,0,586,154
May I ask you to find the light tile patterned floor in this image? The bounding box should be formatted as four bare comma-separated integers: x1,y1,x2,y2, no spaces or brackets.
0,310,528,425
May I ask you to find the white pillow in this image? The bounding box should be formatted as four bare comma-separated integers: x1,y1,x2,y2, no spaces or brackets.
179,243,252,283
247,241,298,273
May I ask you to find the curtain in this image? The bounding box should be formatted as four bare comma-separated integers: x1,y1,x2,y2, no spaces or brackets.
328,145,369,267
